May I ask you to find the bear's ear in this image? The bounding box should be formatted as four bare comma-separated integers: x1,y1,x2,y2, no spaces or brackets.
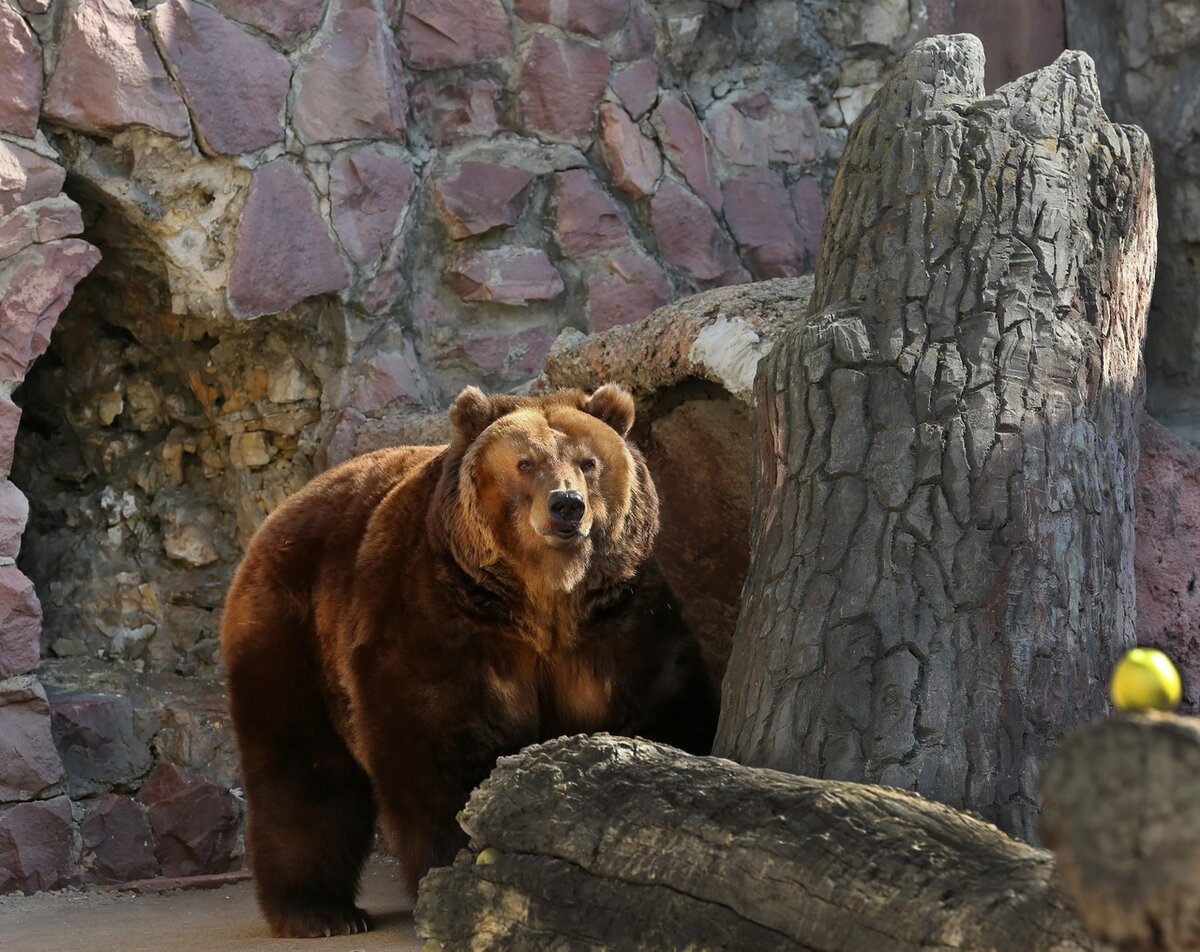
585,384,635,437
449,386,495,443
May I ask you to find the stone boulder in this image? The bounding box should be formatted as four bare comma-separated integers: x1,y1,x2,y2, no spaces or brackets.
0,676,64,802
0,795,78,894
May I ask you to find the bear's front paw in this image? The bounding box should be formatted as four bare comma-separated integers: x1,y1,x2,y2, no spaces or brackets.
267,904,373,938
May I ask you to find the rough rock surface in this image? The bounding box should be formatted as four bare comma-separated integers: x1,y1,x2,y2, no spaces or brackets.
227,159,349,318
150,0,292,156
207,0,324,48
598,103,663,199
42,0,191,139
434,162,535,240
0,795,78,894
0,568,41,680
448,248,564,303
1136,417,1200,711
293,0,407,146
0,677,64,802
518,34,611,144
79,793,157,884
0,4,41,139
397,0,514,69
1065,2,1200,442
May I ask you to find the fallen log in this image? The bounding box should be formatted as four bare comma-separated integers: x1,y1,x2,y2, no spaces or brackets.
414,734,1100,951
1041,712,1200,952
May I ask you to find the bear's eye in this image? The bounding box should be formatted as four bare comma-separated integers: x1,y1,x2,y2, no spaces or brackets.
579,457,597,474
517,458,534,474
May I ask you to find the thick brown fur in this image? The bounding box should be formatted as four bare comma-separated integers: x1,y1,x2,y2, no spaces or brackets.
220,384,717,938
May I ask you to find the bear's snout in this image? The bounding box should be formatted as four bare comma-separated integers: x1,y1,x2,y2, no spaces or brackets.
548,490,586,534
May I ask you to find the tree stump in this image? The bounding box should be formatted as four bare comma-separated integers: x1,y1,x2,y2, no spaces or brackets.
714,34,1157,839
414,734,1099,951
1041,713,1200,952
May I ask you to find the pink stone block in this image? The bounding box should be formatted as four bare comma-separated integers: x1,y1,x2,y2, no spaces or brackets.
0,239,101,380
206,0,324,48
80,794,157,885
708,92,825,167
147,779,239,878
613,1,655,61
514,0,628,39
411,77,502,147
330,145,416,265
433,162,535,240
447,248,564,304
652,94,722,212
650,179,748,285
586,253,671,332
0,568,41,680
611,59,659,119
351,351,426,412
0,398,20,476
518,33,610,145
0,677,63,801
227,159,350,319
293,0,407,145
0,5,42,138
0,479,29,560
151,0,291,155
0,197,84,262
463,325,553,377
398,0,513,69
554,169,627,258
0,795,78,894
0,141,66,218
598,103,662,199
723,168,803,278
43,0,191,139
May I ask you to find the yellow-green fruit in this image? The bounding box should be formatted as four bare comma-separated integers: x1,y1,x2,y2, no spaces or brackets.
1110,648,1182,712
475,847,502,866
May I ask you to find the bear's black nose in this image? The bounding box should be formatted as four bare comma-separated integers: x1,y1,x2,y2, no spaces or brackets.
548,490,585,524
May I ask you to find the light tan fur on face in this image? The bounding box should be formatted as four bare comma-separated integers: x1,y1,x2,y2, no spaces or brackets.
462,405,633,596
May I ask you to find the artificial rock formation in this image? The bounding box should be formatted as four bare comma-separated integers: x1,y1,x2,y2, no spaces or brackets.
714,35,1157,841
415,735,1097,951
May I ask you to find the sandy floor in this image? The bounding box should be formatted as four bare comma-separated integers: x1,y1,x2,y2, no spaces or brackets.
0,858,424,952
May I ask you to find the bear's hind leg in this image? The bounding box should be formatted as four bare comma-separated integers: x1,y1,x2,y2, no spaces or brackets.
231,674,377,937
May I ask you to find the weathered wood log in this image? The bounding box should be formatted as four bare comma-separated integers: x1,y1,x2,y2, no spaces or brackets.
714,34,1157,840
414,734,1100,951
1041,713,1200,952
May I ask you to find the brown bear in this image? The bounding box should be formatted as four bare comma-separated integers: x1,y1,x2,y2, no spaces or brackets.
220,384,718,938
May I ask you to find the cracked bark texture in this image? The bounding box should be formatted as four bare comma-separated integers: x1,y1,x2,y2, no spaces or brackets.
1041,713,1200,952
713,34,1157,841
413,735,1099,951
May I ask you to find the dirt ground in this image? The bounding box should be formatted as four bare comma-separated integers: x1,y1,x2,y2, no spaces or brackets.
0,857,424,952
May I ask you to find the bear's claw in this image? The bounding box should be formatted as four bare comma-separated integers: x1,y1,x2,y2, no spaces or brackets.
268,904,373,938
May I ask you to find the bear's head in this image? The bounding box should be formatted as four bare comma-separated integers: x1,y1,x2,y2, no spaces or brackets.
437,384,658,599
